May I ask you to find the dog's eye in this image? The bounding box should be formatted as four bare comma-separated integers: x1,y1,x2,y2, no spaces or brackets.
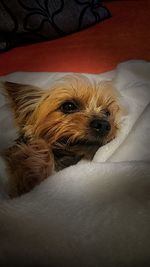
61,101,78,114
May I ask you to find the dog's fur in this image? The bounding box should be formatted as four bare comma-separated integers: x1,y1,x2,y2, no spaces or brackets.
1,75,122,197
3,139,54,198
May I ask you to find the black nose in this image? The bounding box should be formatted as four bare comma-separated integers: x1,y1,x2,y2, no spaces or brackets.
90,119,111,135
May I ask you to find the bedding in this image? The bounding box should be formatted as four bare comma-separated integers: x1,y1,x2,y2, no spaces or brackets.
0,60,150,266
0,0,110,52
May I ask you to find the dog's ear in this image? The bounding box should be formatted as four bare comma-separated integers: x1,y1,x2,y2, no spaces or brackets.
3,82,44,127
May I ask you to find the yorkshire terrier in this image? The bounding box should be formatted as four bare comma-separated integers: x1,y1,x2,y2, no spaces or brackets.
1,75,122,197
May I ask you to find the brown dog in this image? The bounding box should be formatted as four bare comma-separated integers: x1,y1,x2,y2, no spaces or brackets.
2,75,122,197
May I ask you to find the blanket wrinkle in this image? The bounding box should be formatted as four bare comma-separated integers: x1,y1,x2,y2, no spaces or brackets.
108,102,150,161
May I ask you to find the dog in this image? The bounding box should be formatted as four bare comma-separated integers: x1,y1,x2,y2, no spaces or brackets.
1,75,122,197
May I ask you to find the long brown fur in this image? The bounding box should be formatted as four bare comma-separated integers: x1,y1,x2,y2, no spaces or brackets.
3,139,54,198
2,75,123,197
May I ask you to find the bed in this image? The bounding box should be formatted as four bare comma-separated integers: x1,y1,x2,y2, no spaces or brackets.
0,1,150,266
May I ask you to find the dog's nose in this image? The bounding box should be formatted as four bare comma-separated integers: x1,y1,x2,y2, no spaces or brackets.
90,119,111,135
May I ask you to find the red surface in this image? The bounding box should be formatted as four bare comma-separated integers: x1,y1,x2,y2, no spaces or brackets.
0,0,150,75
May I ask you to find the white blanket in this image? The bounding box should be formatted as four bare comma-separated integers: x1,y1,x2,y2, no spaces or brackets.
0,60,150,267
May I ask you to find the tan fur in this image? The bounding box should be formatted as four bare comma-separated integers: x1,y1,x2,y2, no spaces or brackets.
2,75,122,197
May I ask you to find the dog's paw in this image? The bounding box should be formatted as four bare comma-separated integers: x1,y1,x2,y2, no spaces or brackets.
4,139,54,197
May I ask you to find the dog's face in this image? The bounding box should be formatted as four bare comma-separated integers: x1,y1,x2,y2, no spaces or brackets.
4,75,122,170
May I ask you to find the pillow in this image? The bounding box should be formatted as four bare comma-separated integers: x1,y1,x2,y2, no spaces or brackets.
0,0,111,52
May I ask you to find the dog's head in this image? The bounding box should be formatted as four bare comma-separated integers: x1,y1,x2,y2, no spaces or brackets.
3,75,122,170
